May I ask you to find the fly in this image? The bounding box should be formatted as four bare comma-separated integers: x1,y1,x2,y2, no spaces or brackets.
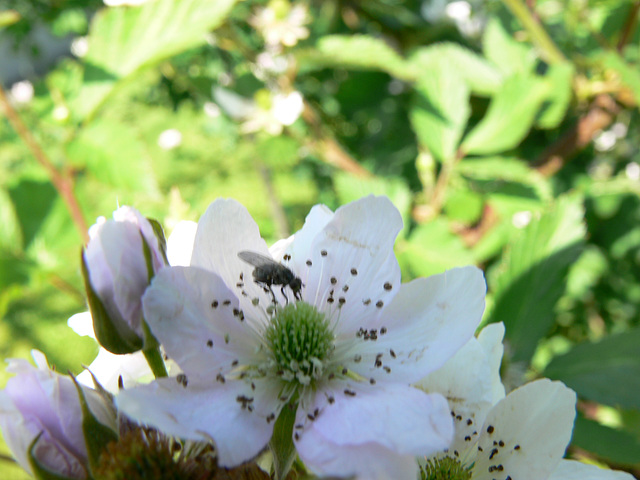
238,251,302,304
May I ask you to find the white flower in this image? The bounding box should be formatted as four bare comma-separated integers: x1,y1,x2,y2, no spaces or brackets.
157,129,183,150
9,80,34,104
213,87,304,136
116,196,486,479
0,351,115,479
250,2,310,51
417,324,634,480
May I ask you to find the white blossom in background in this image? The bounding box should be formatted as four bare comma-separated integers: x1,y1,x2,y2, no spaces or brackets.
594,122,628,152
253,51,292,81
250,0,309,51
213,87,304,135
625,162,640,181
421,0,485,37
71,37,89,57
512,210,532,229
116,196,486,479
157,129,183,150
9,80,34,104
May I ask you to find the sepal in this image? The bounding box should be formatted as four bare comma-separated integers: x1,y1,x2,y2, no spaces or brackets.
70,374,119,476
146,217,169,266
27,434,79,480
81,249,143,354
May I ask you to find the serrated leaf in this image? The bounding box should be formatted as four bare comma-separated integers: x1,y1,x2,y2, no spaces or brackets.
461,74,551,155
600,51,640,106
296,35,412,80
73,0,238,120
70,375,118,475
80,250,143,354
572,414,640,466
27,434,76,480
483,18,536,76
543,327,640,409
410,57,470,163
456,156,553,202
66,121,158,193
407,43,503,95
487,196,586,363
537,62,574,129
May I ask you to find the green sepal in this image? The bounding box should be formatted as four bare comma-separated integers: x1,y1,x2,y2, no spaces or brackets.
146,217,169,266
27,433,79,480
270,402,298,480
80,249,143,354
70,374,119,476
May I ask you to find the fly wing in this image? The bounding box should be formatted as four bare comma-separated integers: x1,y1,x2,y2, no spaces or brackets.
237,250,280,268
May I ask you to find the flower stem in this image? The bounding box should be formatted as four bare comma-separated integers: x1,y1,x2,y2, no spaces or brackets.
501,0,566,65
270,402,297,480
142,346,168,379
142,319,168,378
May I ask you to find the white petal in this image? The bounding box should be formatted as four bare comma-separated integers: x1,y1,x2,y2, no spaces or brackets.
167,220,198,266
476,322,506,405
472,379,576,480
297,434,418,480
415,331,495,454
347,266,486,384
296,383,452,459
116,377,279,467
67,312,95,339
548,460,635,480
143,266,263,382
190,198,273,314
303,196,403,332
78,349,153,393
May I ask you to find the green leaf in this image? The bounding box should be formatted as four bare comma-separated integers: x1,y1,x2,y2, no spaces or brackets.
543,327,640,409
461,74,551,155
80,250,143,355
600,51,640,106
456,156,553,202
73,0,238,120
407,43,503,96
536,62,574,129
572,414,640,466
487,195,586,363
27,434,76,480
270,402,297,480
296,35,412,80
483,18,536,76
410,57,470,163
66,121,158,193
70,375,119,476
398,219,475,279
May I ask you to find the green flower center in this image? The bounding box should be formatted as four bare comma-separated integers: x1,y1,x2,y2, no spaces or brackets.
265,302,334,386
420,457,472,480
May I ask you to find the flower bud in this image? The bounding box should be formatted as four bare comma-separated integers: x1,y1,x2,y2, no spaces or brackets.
82,206,167,354
0,351,116,479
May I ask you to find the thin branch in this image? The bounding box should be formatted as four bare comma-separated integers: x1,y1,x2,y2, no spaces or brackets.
0,84,89,243
257,162,290,239
300,101,372,178
501,0,567,65
533,94,620,177
617,1,640,52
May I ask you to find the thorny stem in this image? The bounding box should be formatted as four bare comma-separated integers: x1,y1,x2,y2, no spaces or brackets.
0,84,89,243
617,1,640,52
501,0,567,65
415,149,464,222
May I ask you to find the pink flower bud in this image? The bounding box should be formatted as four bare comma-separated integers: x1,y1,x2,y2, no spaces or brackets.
0,351,116,479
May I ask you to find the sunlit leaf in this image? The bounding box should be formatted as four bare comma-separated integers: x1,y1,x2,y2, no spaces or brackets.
572,414,640,467
537,62,574,129
461,74,550,155
483,18,536,76
487,195,586,363
74,0,238,120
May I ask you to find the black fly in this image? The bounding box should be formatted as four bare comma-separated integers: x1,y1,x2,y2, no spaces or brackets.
238,251,302,304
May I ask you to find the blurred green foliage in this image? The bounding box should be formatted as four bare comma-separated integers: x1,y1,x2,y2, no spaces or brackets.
0,0,639,477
